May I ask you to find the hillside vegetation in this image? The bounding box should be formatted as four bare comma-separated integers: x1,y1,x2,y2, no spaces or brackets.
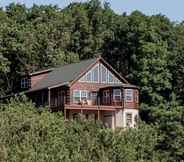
0,0,184,161
0,98,169,162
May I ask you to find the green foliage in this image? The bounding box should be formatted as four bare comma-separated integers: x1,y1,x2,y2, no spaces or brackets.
0,100,161,162
0,0,184,161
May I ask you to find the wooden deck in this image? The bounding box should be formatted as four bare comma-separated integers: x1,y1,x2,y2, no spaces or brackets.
64,104,123,111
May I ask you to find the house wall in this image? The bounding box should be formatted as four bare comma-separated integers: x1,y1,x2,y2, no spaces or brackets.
70,82,120,104
115,109,123,128
122,108,139,128
115,108,139,128
71,82,118,92
71,82,139,108
102,111,115,129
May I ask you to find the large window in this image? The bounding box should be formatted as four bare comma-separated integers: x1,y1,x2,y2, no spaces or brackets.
79,64,99,82
21,78,30,89
79,63,122,84
125,89,133,102
73,90,81,103
73,90,88,103
81,91,88,100
92,65,99,82
101,64,107,83
113,89,121,101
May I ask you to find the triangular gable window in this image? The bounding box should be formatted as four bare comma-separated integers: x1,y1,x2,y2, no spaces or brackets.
79,63,121,84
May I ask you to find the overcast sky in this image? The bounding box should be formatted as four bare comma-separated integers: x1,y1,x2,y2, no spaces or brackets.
0,0,183,22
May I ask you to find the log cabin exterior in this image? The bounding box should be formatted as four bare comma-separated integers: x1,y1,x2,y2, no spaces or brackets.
21,57,139,129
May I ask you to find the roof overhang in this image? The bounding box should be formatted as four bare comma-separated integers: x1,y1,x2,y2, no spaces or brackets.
99,84,139,90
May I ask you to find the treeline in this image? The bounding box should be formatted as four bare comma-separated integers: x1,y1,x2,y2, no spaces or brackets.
0,0,184,104
0,0,184,161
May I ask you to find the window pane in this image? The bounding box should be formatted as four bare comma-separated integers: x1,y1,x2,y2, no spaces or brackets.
86,72,92,81
108,72,114,83
101,65,107,82
80,74,87,81
126,113,132,127
81,91,87,97
125,89,133,102
113,89,121,101
73,90,80,97
21,78,29,88
92,65,98,82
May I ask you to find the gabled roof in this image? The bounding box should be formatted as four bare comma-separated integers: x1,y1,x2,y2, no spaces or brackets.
28,57,130,92
29,58,97,92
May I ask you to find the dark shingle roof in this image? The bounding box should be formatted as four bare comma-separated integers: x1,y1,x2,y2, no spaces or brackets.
29,58,96,92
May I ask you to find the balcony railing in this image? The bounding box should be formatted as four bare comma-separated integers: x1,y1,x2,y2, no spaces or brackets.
71,98,123,107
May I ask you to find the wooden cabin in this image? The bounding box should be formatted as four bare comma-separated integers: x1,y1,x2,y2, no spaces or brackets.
21,57,139,129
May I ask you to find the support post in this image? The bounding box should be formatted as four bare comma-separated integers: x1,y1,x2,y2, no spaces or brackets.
81,109,83,115
48,89,51,108
114,111,116,129
64,109,67,120
122,88,124,108
98,109,100,120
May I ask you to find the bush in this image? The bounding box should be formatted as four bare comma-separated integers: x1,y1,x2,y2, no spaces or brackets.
0,99,164,162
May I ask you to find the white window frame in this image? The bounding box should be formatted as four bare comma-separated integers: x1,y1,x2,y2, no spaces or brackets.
81,90,88,100
73,90,88,103
125,89,133,102
79,64,99,83
73,90,81,103
91,63,99,82
79,63,122,84
101,64,108,83
113,89,121,101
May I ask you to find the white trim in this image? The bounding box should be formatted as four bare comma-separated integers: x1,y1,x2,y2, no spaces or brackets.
125,89,133,102
113,89,121,101
79,63,99,83
79,62,122,84
73,90,89,103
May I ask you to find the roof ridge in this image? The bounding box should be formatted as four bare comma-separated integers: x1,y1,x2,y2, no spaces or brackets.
54,57,96,69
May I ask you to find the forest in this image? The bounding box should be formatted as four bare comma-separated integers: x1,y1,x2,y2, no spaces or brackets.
0,0,184,161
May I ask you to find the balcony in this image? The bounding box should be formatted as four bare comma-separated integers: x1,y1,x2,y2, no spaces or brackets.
48,85,139,111
64,97,124,111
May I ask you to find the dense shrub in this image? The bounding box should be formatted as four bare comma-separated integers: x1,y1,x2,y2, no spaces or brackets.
0,99,163,162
